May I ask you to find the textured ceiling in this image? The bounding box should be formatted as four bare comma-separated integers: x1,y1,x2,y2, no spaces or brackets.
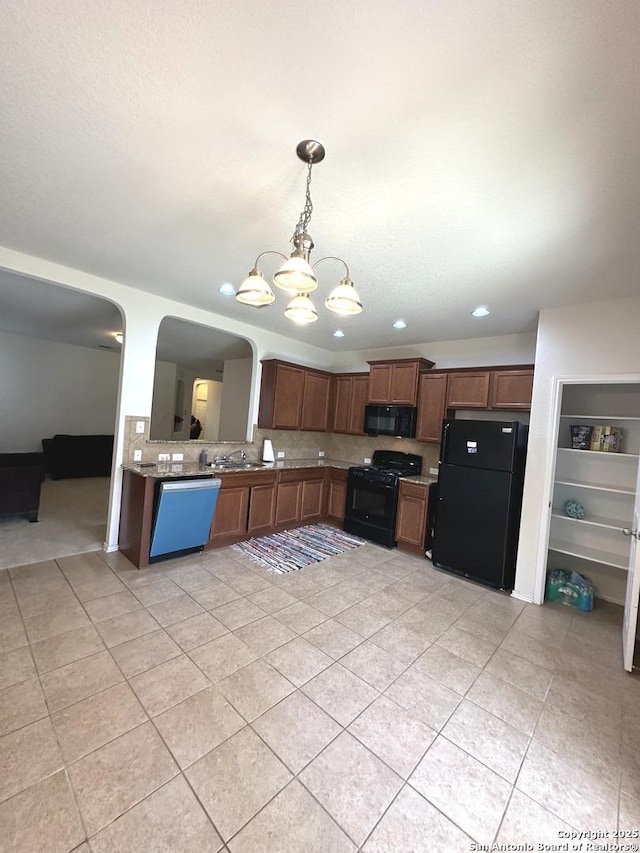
1,0,639,353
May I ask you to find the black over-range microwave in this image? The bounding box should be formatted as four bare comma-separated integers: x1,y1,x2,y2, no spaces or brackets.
363,405,417,438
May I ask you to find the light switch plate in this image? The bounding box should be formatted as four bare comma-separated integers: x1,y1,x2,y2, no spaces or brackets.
135,421,145,434
318,451,325,457
364,457,371,464
277,451,285,459
172,453,184,461
158,453,170,461
429,467,439,476
133,450,142,462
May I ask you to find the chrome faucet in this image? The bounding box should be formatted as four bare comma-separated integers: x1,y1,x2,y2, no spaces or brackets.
214,449,247,464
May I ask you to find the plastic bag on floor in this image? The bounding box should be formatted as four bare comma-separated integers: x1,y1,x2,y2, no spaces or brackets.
545,569,594,612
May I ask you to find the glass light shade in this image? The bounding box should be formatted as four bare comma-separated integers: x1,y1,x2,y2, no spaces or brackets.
236,270,275,306
273,256,318,294
284,294,319,324
325,278,362,315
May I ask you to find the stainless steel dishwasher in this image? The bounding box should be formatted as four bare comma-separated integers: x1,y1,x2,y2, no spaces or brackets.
149,476,221,562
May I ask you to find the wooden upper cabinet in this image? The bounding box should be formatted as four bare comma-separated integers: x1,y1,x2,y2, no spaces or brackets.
490,369,534,410
300,371,331,431
332,375,352,433
332,373,369,435
350,374,369,434
416,372,448,442
446,371,491,408
367,358,434,405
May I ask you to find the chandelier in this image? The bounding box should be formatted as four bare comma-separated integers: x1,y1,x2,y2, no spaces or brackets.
236,140,362,325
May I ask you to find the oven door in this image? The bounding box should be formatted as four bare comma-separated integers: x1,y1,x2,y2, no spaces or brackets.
343,476,399,548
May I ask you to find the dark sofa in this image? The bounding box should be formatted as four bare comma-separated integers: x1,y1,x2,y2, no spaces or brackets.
41,434,114,480
0,453,46,522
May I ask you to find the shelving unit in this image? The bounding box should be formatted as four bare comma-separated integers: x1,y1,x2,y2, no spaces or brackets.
547,386,640,606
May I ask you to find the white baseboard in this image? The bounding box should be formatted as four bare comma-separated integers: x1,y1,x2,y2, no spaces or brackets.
510,590,535,604
103,542,119,553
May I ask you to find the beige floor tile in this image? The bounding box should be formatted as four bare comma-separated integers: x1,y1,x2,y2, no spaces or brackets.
228,779,356,853
334,603,392,638
265,637,333,686
0,616,28,655
0,645,35,690
274,600,326,634
273,571,321,599
386,573,439,603
534,703,621,788
362,784,473,852
410,736,511,845
83,590,141,623
348,695,435,778
189,633,258,682
435,625,497,667
70,574,129,604
40,649,123,712
154,685,245,769
23,602,90,644
30,624,105,674
0,770,84,853
110,628,182,678
455,614,510,646
369,621,433,665
133,577,184,607
622,745,640,800
227,572,273,596
485,647,553,700
129,654,210,717
166,611,228,651
619,793,640,832
0,676,48,737
186,726,292,841
52,681,147,764
234,615,297,657
302,663,378,726
413,644,480,694
68,721,177,836
0,717,62,803
544,678,621,740
299,731,402,846
14,587,77,619
359,590,413,621
252,691,341,773
212,599,268,630
172,567,220,594
306,585,363,618
500,629,558,671
495,789,573,845
146,593,205,627
341,640,407,691
512,612,571,645
442,699,528,783
466,671,542,735
517,740,618,829
89,775,223,853
247,586,298,614
190,580,242,610
303,618,364,659
216,659,294,721
384,665,460,731
96,609,159,648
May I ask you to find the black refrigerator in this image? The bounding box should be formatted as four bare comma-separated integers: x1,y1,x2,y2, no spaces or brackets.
431,419,528,590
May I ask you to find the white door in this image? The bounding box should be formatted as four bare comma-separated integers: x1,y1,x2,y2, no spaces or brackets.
622,461,640,671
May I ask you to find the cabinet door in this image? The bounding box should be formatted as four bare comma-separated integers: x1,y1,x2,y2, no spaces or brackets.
300,478,325,522
247,483,276,536
490,369,534,410
332,376,352,433
275,481,302,526
301,372,331,431
416,373,448,442
209,486,249,543
273,364,305,429
395,482,428,553
446,372,491,408
349,375,370,434
389,363,420,405
368,364,392,403
327,475,347,523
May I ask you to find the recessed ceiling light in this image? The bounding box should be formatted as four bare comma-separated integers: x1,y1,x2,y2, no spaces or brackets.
471,306,490,317
333,330,345,338
219,283,236,296
393,320,407,329
114,332,123,344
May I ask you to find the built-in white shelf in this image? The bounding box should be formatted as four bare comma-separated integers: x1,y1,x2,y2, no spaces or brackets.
554,478,635,495
549,540,629,570
551,511,627,531
556,447,639,460
561,415,640,421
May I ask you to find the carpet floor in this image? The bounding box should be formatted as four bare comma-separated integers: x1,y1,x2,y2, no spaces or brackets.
232,524,365,573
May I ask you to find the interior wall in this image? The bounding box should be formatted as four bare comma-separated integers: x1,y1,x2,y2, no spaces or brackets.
515,294,640,603
0,330,120,452
149,360,177,440
203,380,222,441
219,357,252,440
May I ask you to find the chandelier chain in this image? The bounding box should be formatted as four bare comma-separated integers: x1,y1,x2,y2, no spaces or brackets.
292,160,314,242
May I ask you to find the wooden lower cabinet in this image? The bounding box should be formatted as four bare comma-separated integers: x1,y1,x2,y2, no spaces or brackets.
247,482,276,536
275,481,302,527
209,469,277,546
209,485,250,546
301,477,324,522
395,481,428,555
275,468,325,528
326,469,347,524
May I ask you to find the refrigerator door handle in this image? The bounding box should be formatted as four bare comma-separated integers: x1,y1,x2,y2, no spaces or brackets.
441,420,450,462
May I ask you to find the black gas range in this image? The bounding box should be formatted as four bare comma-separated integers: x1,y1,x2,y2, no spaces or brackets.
343,450,422,548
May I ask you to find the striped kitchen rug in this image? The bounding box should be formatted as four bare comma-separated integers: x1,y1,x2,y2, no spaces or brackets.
232,523,365,573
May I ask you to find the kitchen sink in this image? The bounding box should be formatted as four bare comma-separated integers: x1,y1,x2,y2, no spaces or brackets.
212,461,265,470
